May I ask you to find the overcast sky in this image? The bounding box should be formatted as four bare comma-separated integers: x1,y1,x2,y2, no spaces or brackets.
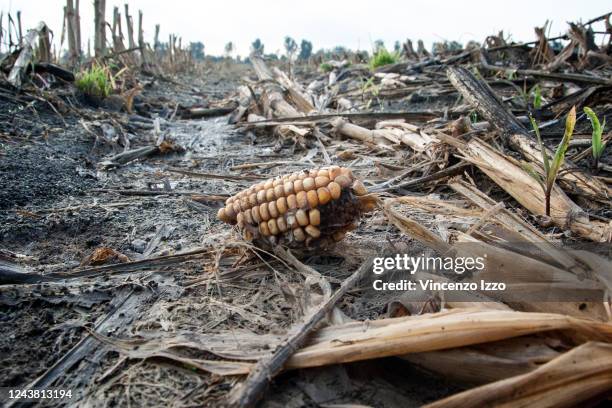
1,0,610,56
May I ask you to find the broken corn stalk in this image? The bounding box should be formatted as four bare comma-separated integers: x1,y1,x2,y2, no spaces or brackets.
218,166,376,247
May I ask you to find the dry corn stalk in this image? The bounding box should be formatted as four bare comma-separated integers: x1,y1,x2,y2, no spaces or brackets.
217,166,377,247
94,309,612,378
401,336,561,385
424,341,612,408
285,309,612,369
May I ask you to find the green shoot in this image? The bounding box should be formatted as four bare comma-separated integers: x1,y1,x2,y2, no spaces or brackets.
369,48,399,70
526,106,576,216
361,76,381,110
319,62,333,73
470,111,478,124
361,77,378,96
532,84,542,110
75,64,112,99
583,107,607,170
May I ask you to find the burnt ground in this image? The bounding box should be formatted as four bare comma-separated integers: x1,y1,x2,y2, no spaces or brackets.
0,63,463,407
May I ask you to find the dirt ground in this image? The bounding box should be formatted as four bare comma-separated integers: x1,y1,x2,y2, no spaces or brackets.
0,63,468,407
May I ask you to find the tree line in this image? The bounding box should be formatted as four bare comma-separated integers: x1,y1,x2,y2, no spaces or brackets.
187,36,471,62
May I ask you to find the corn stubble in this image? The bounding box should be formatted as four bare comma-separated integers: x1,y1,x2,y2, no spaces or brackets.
218,166,376,247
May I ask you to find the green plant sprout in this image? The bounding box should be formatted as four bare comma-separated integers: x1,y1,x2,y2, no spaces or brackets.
583,107,607,170
319,62,333,73
532,84,542,110
75,64,112,99
523,106,576,217
470,111,478,124
361,77,378,95
369,48,399,70
360,76,382,110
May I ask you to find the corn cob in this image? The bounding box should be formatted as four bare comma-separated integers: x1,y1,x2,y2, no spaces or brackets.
217,166,374,247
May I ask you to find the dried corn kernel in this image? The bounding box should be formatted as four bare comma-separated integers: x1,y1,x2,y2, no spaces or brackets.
328,166,342,180
352,180,367,196
287,194,298,209
248,193,258,207
274,185,284,199
309,209,320,226
294,179,304,193
334,175,351,188
296,209,309,226
217,207,229,222
268,201,279,218
303,177,315,191
277,216,288,232
268,218,279,235
305,225,321,238
244,209,253,224
251,206,261,223
259,221,270,236
296,191,308,208
306,190,318,208
276,197,288,214
259,204,270,221
315,176,329,188
317,187,331,205
328,182,341,200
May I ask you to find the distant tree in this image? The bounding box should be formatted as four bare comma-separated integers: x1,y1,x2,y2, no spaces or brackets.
284,36,298,59
394,40,401,53
189,41,205,60
251,38,264,56
298,39,313,60
332,46,347,58
373,39,385,52
224,41,234,58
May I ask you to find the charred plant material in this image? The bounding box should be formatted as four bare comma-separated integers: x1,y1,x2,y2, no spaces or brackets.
8,21,51,87
217,166,377,247
93,0,106,57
